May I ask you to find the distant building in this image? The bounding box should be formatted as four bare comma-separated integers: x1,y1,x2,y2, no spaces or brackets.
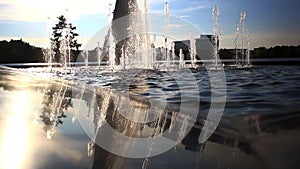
174,35,219,63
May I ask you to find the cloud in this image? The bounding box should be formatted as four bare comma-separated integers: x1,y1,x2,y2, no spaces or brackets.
0,0,114,22
168,23,187,28
179,15,190,18
176,5,208,13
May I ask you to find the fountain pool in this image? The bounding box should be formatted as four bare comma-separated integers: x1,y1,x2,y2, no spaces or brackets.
0,65,299,169
0,1,299,169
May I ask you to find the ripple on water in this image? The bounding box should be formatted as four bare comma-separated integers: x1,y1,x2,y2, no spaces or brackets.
20,65,300,118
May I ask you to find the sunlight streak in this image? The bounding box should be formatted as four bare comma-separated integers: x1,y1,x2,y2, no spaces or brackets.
1,91,30,169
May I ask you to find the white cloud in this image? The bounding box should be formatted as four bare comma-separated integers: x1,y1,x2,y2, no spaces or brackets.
179,15,190,18
168,23,186,28
0,0,115,22
176,5,207,13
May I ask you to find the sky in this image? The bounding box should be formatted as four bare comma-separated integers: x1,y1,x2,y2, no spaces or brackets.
0,0,299,49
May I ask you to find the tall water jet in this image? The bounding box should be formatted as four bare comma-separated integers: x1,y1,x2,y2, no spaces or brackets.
84,33,89,68
106,1,114,70
60,27,68,68
59,10,72,68
179,48,185,68
121,45,126,70
110,46,116,70
240,11,246,66
142,0,152,68
212,5,221,69
94,1,113,70
164,2,170,69
171,42,176,65
234,23,239,66
84,48,89,68
96,42,102,69
190,33,197,68
65,9,71,68
246,28,251,66
67,24,71,67
152,35,157,69
44,17,53,68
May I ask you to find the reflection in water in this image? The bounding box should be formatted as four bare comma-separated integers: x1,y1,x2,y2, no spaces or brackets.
72,72,300,169
0,68,93,169
38,82,72,139
0,66,299,169
73,78,197,168
1,92,29,169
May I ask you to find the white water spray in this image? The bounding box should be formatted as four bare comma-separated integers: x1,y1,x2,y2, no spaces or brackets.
212,5,221,69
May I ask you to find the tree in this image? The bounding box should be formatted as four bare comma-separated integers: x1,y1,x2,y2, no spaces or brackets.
50,15,81,65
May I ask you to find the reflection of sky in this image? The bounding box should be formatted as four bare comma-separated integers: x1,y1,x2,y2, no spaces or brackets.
0,89,92,169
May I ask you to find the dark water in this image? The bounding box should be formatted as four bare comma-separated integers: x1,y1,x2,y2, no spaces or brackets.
0,65,299,169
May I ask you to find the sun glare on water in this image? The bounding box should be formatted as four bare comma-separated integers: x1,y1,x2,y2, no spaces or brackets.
1,91,31,169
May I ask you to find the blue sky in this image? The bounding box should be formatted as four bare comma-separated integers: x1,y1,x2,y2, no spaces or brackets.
0,0,299,49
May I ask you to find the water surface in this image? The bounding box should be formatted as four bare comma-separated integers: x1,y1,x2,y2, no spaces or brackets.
0,65,299,169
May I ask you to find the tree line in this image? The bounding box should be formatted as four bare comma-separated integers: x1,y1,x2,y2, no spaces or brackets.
219,45,300,59
0,39,44,63
252,45,300,58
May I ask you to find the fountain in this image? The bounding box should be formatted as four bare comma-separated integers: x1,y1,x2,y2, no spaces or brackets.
212,5,221,69
59,19,72,69
240,11,246,66
246,28,251,66
96,42,102,69
234,23,239,66
179,48,185,68
43,17,53,69
171,42,175,65
109,0,153,70
59,30,68,68
231,11,251,68
39,0,237,72
72,1,227,72
164,2,170,69
238,11,252,67
84,47,89,68
28,1,226,168
190,32,197,68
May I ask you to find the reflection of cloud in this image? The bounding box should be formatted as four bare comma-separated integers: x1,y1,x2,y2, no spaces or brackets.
0,0,113,22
